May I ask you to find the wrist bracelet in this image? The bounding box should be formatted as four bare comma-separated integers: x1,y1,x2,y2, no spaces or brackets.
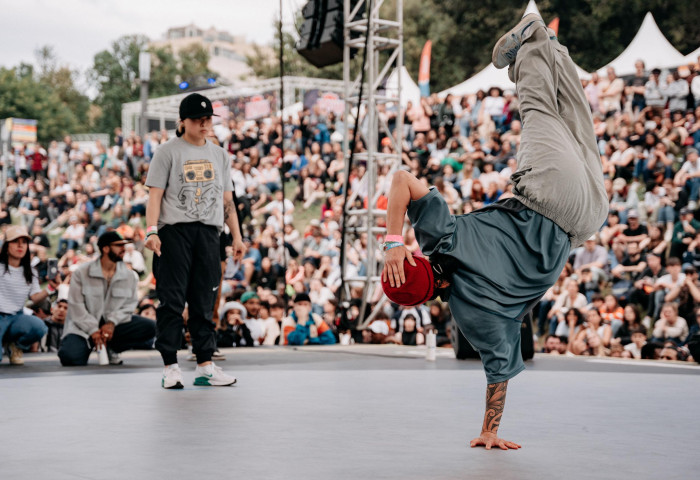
382,241,404,252
46,284,56,294
385,234,404,243
146,226,158,235
146,231,159,238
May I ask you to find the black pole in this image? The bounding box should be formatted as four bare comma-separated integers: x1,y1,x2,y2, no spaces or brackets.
279,0,289,309
338,0,372,310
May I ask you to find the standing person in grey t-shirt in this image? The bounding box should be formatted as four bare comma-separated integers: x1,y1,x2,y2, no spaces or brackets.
145,93,246,389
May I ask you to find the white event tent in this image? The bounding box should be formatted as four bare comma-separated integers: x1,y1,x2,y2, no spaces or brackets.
386,66,421,107
683,46,700,65
596,12,686,76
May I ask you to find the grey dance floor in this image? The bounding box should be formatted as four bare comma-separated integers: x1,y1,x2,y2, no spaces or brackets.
1,345,699,480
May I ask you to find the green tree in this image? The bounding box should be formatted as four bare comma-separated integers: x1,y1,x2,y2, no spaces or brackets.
90,35,211,136
0,67,81,144
34,46,91,131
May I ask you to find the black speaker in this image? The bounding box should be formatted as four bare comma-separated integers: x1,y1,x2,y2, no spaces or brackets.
296,0,362,68
450,312,535,362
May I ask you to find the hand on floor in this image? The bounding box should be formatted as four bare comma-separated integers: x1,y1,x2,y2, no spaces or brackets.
470,432,521,450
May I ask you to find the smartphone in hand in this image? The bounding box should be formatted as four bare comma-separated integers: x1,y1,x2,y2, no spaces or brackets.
47,258,59,280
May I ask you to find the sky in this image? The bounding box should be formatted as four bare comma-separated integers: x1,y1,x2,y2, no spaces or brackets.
0,0,301,73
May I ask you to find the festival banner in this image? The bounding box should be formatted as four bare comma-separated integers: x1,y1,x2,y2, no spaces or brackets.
418,40,432,97
303,90,345,115
244,95,272,120
212,101,230,125
3,118,38,147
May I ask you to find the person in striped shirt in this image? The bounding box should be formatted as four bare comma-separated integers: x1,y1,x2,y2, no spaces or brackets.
0,225,59,365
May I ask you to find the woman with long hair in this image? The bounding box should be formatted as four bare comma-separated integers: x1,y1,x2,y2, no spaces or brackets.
612,304,642,346
0,226,58,365
572,308,612,355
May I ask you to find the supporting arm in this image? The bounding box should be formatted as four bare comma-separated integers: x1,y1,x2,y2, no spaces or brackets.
469,381,522,450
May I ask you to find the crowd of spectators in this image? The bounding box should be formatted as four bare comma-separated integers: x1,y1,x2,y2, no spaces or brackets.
2,55,700,365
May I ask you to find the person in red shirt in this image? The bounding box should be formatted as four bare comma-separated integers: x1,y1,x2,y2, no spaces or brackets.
30,144,46,180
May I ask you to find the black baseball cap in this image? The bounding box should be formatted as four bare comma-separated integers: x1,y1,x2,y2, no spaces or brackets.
179,93,218,120
97,231,130,250
293,293,311,304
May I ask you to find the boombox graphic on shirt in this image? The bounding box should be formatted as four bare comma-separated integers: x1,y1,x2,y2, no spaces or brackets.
177,159,222,219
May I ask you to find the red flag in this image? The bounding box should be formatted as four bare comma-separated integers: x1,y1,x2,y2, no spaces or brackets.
418,40,432,97
548,17,559,36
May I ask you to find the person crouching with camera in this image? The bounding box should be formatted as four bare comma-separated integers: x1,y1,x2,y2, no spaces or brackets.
58,231,156,366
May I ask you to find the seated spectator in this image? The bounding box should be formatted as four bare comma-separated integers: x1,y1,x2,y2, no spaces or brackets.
58,232,156,366
571,309,612,356
600,210,625,247
390,314,425,346
536,265,571,336
123,243,145,276
666,265,700,322
262,297,285,345
217,301,254,348
599,294,624,336
393,304,432,333
654,257,685,318
240,237,262,286
651,303,689,346
671,207,700,259
542,334,562,354
658,344,681,361
548,278,588,335
240,291,261,318
428,302,451,347
57,215,85,255
612,304,642,346
674,148,700,210
573,234,608,285
556,307,585,338
622,326,648,359
0,226,55,365
630,251,665,319
282,293,335,345
363,320,390,344
43,299,68,353
308,278,334,315
618,209,648,245
577,268,600,302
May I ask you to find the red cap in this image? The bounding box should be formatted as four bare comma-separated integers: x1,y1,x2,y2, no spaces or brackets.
382,256,434,306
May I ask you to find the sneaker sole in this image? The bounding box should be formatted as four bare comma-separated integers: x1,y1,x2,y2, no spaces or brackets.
162,379,184,389
194,376,237,387
492,13,542,68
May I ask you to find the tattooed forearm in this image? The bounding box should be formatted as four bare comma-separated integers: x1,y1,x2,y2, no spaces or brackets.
224,199,235,221
481,380,508,434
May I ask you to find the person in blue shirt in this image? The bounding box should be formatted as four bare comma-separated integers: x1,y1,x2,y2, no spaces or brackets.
282,293,336,345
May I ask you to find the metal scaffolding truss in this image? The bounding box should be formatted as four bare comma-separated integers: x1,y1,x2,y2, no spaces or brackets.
342,0,403,326
121,76,345,133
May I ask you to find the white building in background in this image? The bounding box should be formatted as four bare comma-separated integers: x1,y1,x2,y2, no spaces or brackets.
150,24,273,83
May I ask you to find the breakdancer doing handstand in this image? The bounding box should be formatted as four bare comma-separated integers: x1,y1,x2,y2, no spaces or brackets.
381,14,607,450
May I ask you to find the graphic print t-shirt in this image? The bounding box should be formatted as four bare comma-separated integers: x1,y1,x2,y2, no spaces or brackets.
146,137,233,231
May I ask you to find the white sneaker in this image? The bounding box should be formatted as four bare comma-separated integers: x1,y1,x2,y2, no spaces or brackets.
492,13,545,69
162,364,184,389
193,362,237,387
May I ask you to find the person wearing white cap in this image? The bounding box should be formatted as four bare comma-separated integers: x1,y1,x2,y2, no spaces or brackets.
0,225,59,365
573,234,608,285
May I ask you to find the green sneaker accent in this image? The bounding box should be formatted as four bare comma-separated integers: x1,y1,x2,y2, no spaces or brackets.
194,376,212,386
